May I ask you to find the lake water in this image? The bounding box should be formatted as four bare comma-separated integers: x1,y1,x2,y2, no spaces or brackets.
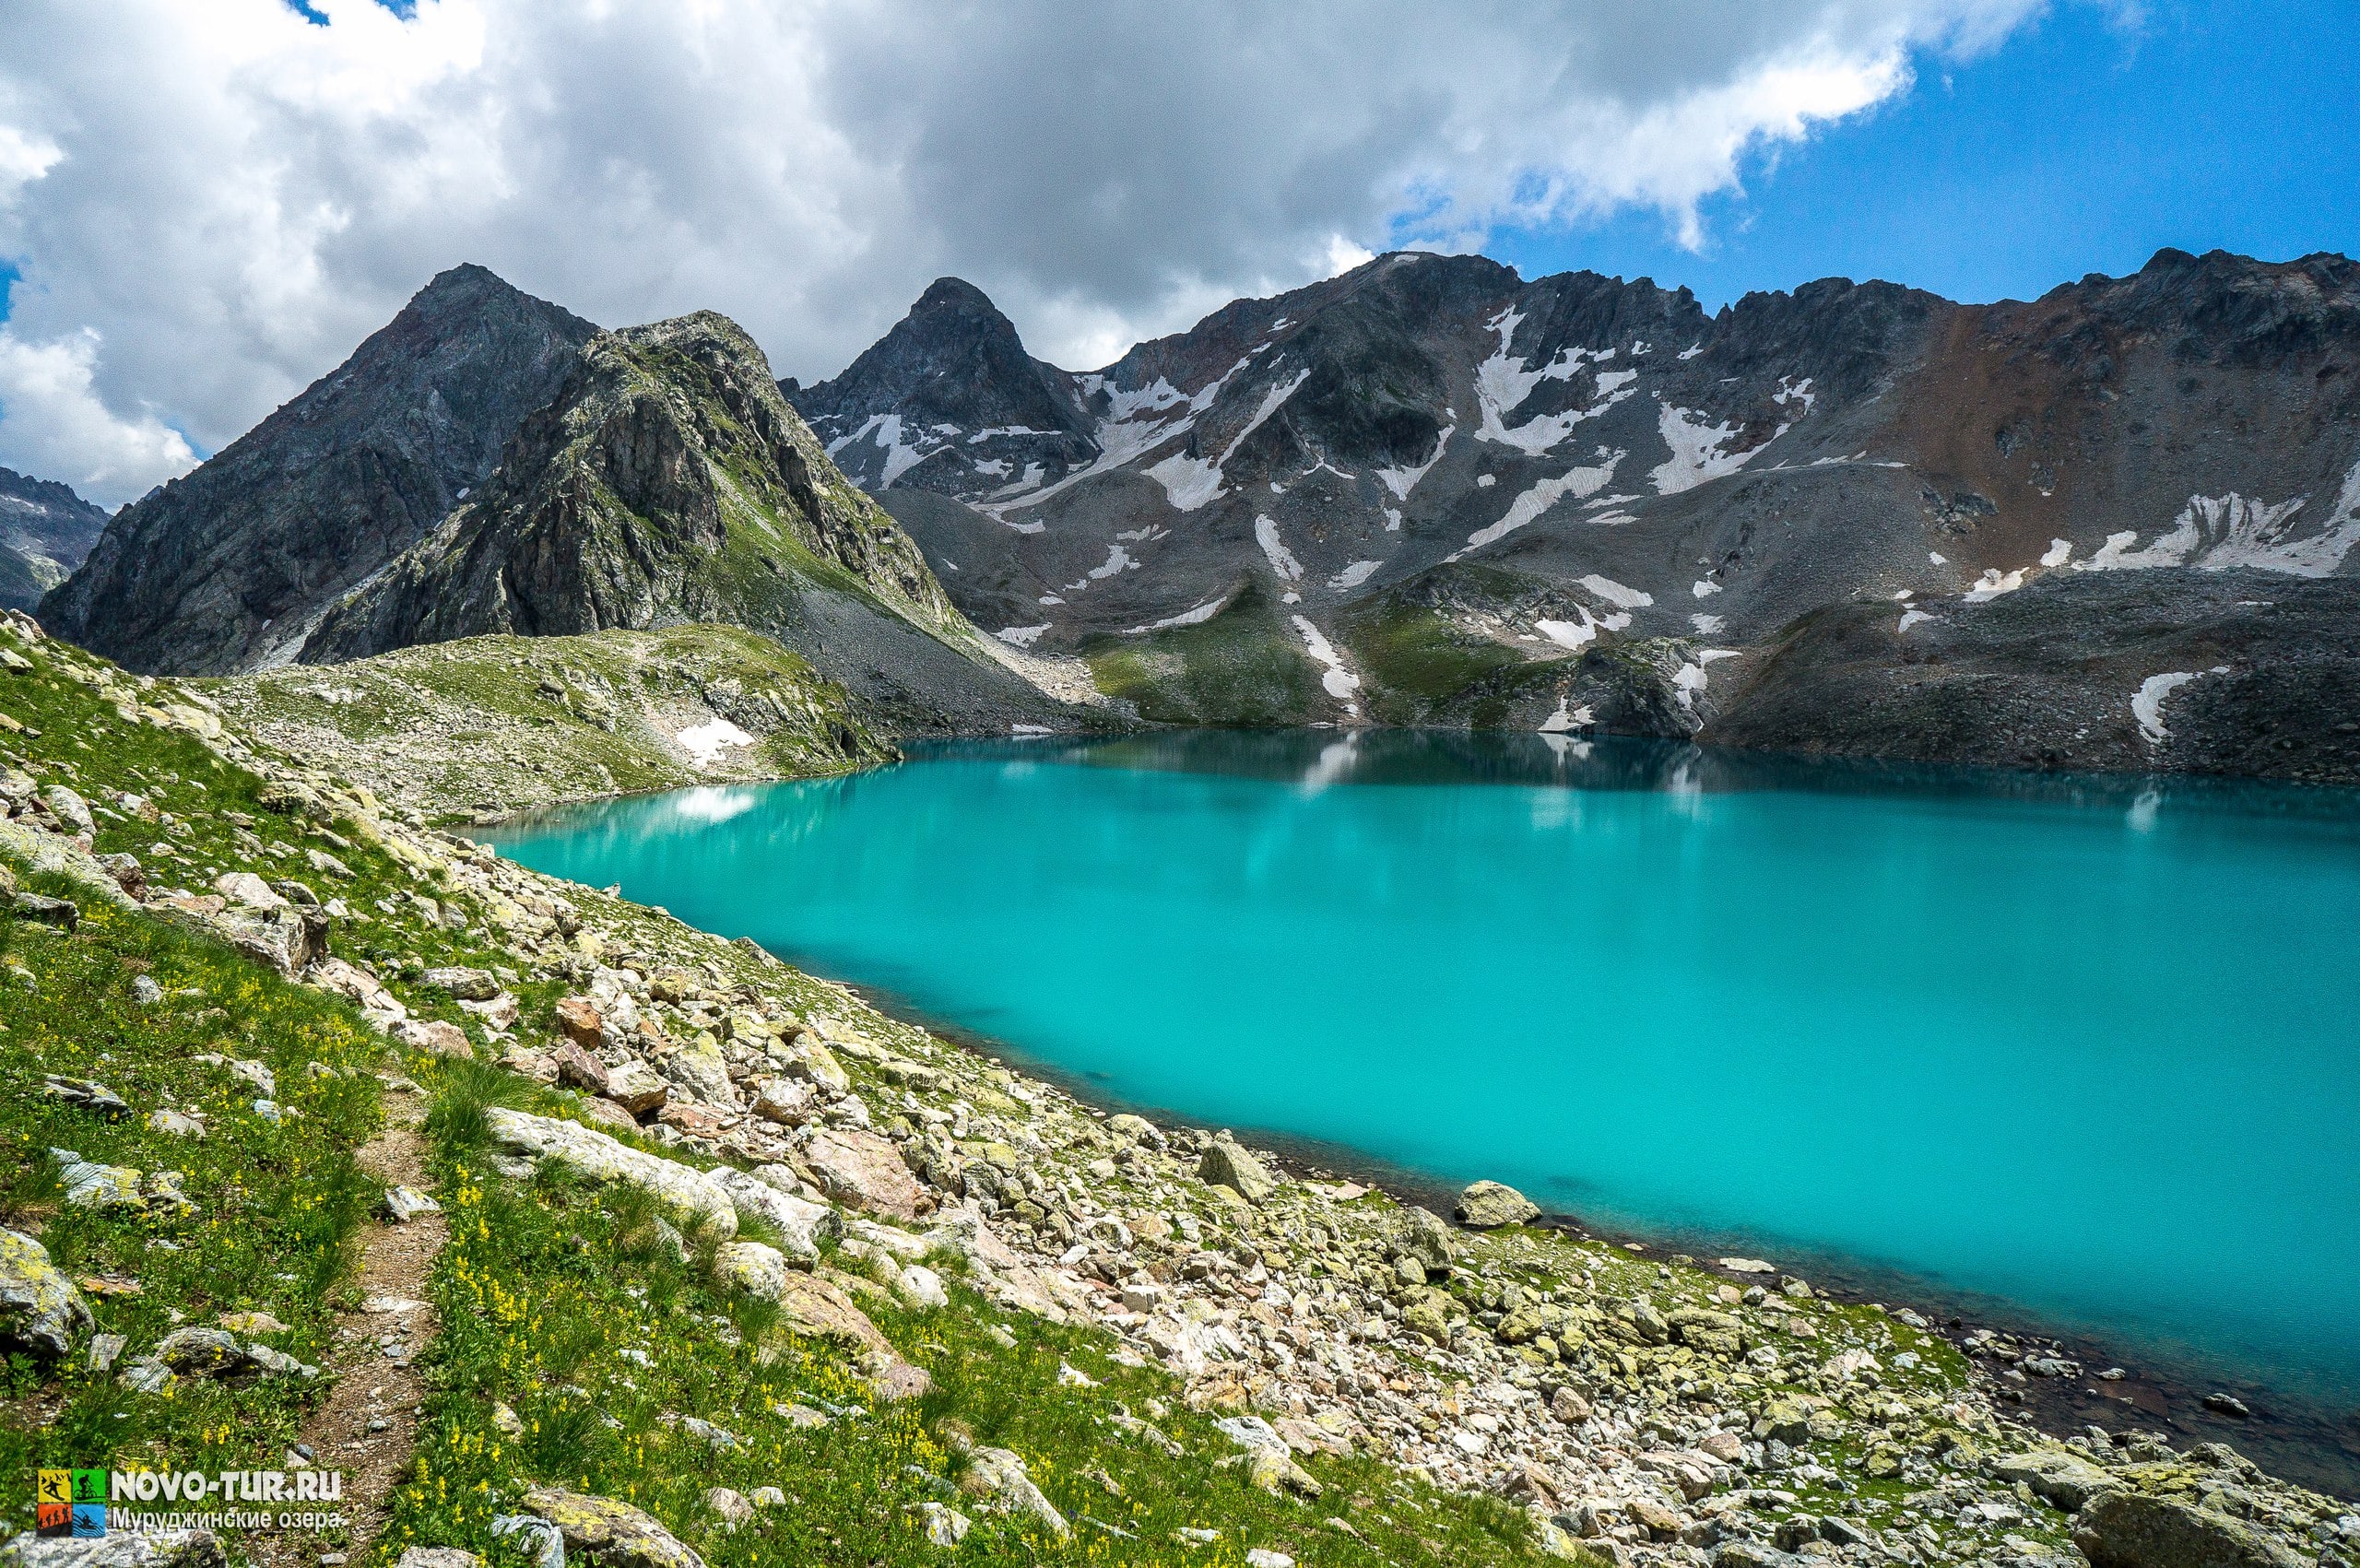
488,730,2360,1472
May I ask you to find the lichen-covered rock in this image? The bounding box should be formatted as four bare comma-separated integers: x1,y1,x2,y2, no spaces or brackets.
1,1528,225,1568
766,1273,896,1362
602,1059,669,1115
1991,1445,2119,1512
1393,1206,1455,1274
2073,1489,2308,1568
422,965,499,999
714,1241,791,1301
484,1107,735,1238
393,1019,473,1058
521,1489,704,1568
0,1226,92,1357
959,1448,1069,1539
711,1166,836,1259
1456,1180,1540,1228
1198,1138,1276,1203
803,1127,926,1220
660,1036,733,1104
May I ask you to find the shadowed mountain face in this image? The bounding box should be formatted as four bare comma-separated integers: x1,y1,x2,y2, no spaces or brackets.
302,310,1072,737
41,265,599,674
789,248,2360,783
0,467,109,612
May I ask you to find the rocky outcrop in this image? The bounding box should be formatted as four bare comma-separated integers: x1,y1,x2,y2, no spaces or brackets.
41,265,597,674
301,311,1075,737
0,1226,92,1357
0,466,108,612
520,1489,704,1568
2073,1490,2310,1568
1456,1179,1540,1228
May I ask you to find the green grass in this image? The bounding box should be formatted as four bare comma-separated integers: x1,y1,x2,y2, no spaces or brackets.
1082,584,1326,727
211,624,891,822
381,1133,1558,1568
0,871,385,1521
1332,593,1525,725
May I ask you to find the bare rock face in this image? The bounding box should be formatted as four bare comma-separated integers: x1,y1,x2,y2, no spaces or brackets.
0,467,107,613
301,310,1068,737
2073,1490,2310,1568
41,265,596,674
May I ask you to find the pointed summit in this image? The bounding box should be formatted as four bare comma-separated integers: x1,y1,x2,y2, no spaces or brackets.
785,277,1096,494
41,265,598,674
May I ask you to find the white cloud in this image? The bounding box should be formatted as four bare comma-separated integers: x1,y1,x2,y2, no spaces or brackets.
0,329,195,505
0,0,2047,504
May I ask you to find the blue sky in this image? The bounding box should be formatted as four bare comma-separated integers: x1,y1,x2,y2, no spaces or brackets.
1485,2,2360,308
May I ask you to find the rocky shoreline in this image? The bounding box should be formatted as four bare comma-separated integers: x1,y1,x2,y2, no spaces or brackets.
6,604,2354,1568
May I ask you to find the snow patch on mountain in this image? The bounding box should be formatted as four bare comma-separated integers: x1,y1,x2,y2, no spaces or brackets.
1292,615,1361,707
1256,515,1304,584
1453,450,1622,557
2077,463,2360,577
1121,595,1229,635
994,623,1051,648
1577,573,1653,609
1650,401,1776,494
1376,426,1453,501
1474,309,1634,456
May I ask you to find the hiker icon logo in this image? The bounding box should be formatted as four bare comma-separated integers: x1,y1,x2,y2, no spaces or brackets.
36,1468,109,1537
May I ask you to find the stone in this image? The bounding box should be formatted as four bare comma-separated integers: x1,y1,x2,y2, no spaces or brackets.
1107,1112,1165,1147
1456,1179,1540,1228
1245,1552,1294,1568
551,1042,608,1093
147,1109,206,1138
387,1019,471,1059
602,1060,669,1115
897,1264,949,1309
781,1042,849,1094
423,966,499,1000
488,1517,560,1568
53,1152,144,1210
915,1503,971,1548
1551,1385,1592,1423
1198,1139,1276,1203
765,1273,896,1362
382,1186,442,1222
702,1490,752,1532
660,1036,734,1104
871,1359,934,1402
1991,1446,2120,1512
750,1077,815,1125
1753,1396,1814,1444
133,973,166,1005
0,1530,227,1568
1,1226,93,1357
710,1166,838,1259
2073,1490,2308,1568
553,996,604,1048
41,1075,130,1119
1667,1307,1745,1357
960,1448,1069,1539
498,1046,560,1084
804,1126,927,1220
522,1488,706,1568
484,1108,736,1238
14,892,77,928
1394,1207,1455,1274
1628,1501,1684,1541
460,992,521,1031
576,1098,640,1134
714,1242,791,1300
42,784,94,835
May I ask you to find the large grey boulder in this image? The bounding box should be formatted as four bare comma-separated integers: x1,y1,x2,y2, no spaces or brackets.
1990,1445,2119,1512
1198,1138,1276,1203
2073,1490,2309,1568
1393,1206,1456,1274
0,1226,92,1356
2,1529,224,1568
959,1447,1069,1539
521,1488,704,1568
709,1166,837,1259
1456,1179,1540,1228
802,1127,926,1220
484,1107,736,1238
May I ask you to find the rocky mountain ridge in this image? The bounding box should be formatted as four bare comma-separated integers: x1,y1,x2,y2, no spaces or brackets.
42,264,600,674
0,466,108,612
792,247,2360,782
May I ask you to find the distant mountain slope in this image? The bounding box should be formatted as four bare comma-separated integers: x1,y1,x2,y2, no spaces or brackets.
792,247,2360,780
304,310,1078,737
0,466,108,611
41,264,599,674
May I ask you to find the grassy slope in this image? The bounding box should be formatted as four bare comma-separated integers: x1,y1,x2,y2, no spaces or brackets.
1081,585,1326,727
211,626,891,823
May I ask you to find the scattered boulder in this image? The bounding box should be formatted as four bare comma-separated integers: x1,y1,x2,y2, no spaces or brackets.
2073,1489,2309,1568
392,1019,473,1059
53,1150,144,1209
423,966,499,1000
1991,1445,2119,1512
13,892,78,928
660,1036,733,1104
1393,1207,1455,1275
1,1226,93,1357
553,996,604,1048
602,1060,669,1115
550,1041,608,1093
1,1529,226,1568
41,1075,129,1119
803,1127,926,1220
41,784,94,835
1198,1138,1276,1203
959,1448,1069,1539
485,1109,736,1238
382,1186,442,1222
521,1488,705,1568
714,1242,791,1300
1456,1180,1540,1228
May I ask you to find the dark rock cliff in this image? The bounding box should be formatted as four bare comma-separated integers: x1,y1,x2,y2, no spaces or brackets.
0,466,109,612
40,265,598,674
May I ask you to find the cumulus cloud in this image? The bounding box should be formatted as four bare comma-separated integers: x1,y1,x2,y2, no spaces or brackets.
0,0,2044,505
0,328,195,503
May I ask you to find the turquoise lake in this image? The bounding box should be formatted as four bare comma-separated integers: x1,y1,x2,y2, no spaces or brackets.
488,730,2360,1452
